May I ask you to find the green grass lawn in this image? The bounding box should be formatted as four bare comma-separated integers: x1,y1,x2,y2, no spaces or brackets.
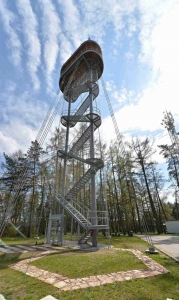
0,234,179,300
1,236,45,245
31,249,146,278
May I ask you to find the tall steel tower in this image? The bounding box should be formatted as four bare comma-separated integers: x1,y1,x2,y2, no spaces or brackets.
54,39,109,248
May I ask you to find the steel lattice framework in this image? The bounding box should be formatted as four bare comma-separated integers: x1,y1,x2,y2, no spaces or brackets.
53,39,109,248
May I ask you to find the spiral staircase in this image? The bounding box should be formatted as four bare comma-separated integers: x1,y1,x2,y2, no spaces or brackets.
53,39,109,248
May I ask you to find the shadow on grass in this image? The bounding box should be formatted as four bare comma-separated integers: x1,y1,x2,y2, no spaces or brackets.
0,252,23,270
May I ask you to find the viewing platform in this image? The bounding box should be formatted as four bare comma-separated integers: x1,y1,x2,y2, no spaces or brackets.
59,39,104,100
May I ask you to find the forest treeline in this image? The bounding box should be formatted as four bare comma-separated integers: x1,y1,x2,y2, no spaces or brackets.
0,122,179,238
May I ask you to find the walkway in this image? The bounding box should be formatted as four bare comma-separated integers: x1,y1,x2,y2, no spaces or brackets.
10,248,169,292
0,244,62,254
137,235,179,261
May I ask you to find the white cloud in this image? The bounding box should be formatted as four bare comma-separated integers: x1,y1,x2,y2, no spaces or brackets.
125,51,134,60
105,80,135,108
16,0,41,90
38,0,141,75
0,120,37,154
1,0,179,164
134,1,179,130
152,133,171,163
102,0,179,142
57,0,137,60
138,0,179,68
2,90,48,128
39,0,63,91
0,1,22,67
57,0,82,48
109,0,137,40
102,78,178,139
114,87,135,105
0,88,50,154
5,81,17,92
0,131,20,154
105,80,116,92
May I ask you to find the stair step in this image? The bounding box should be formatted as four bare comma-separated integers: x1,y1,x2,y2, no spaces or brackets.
62,84,99,127
65,169,91,199
69,115,101,156
55,196,92,229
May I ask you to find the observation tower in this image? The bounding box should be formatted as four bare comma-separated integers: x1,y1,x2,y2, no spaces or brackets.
53,39,109,248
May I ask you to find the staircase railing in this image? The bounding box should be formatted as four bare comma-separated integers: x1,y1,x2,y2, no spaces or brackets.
55,195,109,230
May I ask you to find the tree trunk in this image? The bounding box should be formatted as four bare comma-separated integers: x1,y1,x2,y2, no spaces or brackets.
141,163,163,234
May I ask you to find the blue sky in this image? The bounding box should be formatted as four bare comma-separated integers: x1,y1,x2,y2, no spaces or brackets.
0,0,179,198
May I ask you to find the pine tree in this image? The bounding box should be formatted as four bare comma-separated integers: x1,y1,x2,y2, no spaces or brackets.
128,138,163,234
26,140,45,237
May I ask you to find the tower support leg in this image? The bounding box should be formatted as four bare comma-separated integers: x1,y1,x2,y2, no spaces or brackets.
89,69,98,247
60,96,72,245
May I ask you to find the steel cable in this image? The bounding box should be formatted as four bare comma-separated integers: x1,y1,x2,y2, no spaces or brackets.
0,61,80,237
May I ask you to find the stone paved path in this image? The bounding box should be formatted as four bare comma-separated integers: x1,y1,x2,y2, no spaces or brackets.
0,244,57,254
10,248,169,292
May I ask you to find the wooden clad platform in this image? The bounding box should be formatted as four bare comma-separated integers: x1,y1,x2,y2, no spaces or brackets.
59,39,103,99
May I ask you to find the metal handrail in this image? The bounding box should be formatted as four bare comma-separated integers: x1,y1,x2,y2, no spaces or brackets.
59,194,90,214
70,200,90,216
61,107,101,118
88,211,109,224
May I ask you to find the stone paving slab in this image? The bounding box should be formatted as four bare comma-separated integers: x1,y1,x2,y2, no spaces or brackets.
10,248,169,292
40,296,57,300
0,295,58,300
13,245,35,251
0,247,14,254
0,243,66,254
